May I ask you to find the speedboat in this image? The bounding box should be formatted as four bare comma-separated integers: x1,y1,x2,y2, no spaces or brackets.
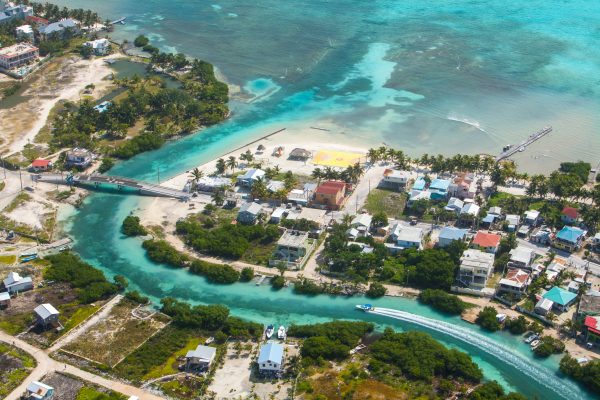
530,339,540,348
355,304,373,312
265,324,274,339
277,326,286,340
524,333,538,344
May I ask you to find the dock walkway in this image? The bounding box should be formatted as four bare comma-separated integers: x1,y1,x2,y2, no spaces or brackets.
496,126,552,162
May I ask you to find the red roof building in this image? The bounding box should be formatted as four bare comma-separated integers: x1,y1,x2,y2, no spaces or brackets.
561,207,579,221
312,181,347,210
584,316,600,341
471,231,502,253
25,16,49,26
31,159,52,171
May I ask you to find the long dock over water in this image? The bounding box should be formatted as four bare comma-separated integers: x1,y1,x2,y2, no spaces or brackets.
31,173,190,200
495,126,552,162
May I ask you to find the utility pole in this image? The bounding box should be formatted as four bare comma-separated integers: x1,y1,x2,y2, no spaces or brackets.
1,157,6,179
18,169,23,191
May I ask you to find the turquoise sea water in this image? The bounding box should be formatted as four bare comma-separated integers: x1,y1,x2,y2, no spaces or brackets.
50,0,600,398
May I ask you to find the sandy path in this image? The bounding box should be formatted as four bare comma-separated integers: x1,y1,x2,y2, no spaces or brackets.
0,56,115,155
0,328,165,400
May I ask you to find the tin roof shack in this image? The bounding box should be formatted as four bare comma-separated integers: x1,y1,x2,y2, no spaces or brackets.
508,246,536,270
34,303,60,329
26,381,54,400
3,271,33,294
185,345,216,372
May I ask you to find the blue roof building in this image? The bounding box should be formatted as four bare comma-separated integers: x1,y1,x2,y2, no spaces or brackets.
237,168,266,187
438,227,468,248
430,178,451,200
554,226,586,252
543,286,578,311
412,177,426,191
258,342,284,375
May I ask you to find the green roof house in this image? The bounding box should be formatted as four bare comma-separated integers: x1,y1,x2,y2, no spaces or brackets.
543,286,578,312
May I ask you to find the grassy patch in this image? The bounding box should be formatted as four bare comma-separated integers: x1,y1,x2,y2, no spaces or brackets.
0,313,33,335
143,336,204,380
113,325,195,383
76,387,126,400
240,241,278,265
60,304,100,335
0,343,36,398
0,254,16,264
0,181,5,192
363,188,407,218
63,299,169,367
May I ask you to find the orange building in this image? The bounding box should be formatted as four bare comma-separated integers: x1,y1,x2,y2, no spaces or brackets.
311,181,347,210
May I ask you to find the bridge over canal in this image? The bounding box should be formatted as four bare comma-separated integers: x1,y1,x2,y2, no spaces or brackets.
31,173,190,200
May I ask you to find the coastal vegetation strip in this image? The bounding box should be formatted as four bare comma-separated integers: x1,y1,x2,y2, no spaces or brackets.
0,342,37,398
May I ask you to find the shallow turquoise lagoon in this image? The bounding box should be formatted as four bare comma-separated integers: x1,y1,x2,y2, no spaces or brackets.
49,0,600,398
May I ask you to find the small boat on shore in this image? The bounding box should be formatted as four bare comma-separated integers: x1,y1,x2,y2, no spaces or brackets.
530,339,541,348
524,332,538,344
265,324,274,339
277,325,286,340
355,304,373,312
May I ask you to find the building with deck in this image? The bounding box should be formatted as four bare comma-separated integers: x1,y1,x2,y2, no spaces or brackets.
508,246,536,270
389,223,423,250
185,345,216,371
542,287,577,312
237,202,263,224
379,169,409,191
26,381,54,400
83,38,110,55
553,226,586,252
457,249,494,291
34,303,60,328
3,271,33,294
237,168,265,187
258,342,284,376
270,230,314,269
0,42,38,70
437,227,468,248
65,148,93,169
497,268,530,297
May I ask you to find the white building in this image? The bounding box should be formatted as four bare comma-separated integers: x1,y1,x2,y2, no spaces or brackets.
0,42,38,69
258,342,284,375
524,210,540,226
460,202,480,217
3,271,33,294
458,249,494,290
83,38,110,55
505,214,520,232
390,224,423,250
497,268,530,297
185,345,216,370
237,168,265,187
270,230,313,269
16,24,34,40
508,246,536,270
379,169,409,191
444,197,464,213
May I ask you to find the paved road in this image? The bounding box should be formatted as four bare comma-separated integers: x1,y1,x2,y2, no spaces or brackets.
0,330,165,400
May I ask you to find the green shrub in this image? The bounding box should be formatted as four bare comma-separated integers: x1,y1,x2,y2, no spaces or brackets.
418,289,467,315
271,275,285,289
366,282,387,298
239,267,254,282
475,306,500,332
134,35,149,47
122,215,147,236
533,336,564,357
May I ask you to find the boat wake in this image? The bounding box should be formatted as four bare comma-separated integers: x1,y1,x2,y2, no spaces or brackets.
446,114,487,133
370,307,584,400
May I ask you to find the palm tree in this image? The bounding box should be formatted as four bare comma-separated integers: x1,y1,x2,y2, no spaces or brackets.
211,189,225,206
226,156,237,174
312,168,323,184
189,168,203,182
250,177,268,200
239,149,254,165
367,148,379,164
215,158,226,175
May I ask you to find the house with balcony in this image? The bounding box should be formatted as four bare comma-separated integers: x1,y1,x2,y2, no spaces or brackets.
429,178,451,200
389,223,423,250
553,226,586,252
83,38,110,55
542,286,577,312
561,207,580,224
379,169,409,191
508,246,536,270
65,148,93,169
258,342,284,377
185,345,216,371
497,268,530,297
0,42,38,70
270,230,314,269
457,249,495,291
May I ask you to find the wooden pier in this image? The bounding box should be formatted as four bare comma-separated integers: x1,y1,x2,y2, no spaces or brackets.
495,126,552,162
109,17,126,25
31,173,190,200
